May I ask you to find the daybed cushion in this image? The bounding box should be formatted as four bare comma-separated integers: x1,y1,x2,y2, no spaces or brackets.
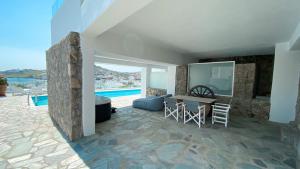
132,94,172,111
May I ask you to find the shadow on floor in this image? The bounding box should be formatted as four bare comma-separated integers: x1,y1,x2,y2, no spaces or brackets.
62,107,297,169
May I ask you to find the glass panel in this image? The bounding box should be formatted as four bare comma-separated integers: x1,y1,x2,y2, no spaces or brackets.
149,68,167,89
189,62,235,96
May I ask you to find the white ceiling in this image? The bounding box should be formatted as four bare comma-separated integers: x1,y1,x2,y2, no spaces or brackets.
108,0,300,57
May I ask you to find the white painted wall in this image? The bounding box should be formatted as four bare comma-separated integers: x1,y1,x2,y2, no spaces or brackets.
51,0,82,45
80,0,113,33
92,31,197,65
80,36,95,136
167,66,177,95
290,22,300,51
81,0,153,36
270,42,300,123
141,66,151,97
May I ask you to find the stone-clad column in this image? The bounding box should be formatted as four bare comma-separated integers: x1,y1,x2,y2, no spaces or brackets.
46,32,83,141
231,63,256,116
296,76,300,129
296,76,300,168
175,65,188,95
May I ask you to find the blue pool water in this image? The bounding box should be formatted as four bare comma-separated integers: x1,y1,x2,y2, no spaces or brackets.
32,89,141,106
32,95,49,106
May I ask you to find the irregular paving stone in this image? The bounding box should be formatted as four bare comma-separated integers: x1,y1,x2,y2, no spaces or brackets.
271,152,283,160
156,143,185,163
60,155,80,166
189,149,197,155
34,145,56,157
284,151,296,158
12,157,43,168
11,137,30,145
67,159,84,169
173,164,199,169
240,142,248,149
23,131,33,137
283,158,296,169
256,147,270,153
142,164,157,169
169,132,183,140
236,163,261,169
0,143,11,155
0,160,8,169
108,139,118,145
5,142,33,158
46,149,69,157
7,154,32,164
0,96,298,169
253,159,267,168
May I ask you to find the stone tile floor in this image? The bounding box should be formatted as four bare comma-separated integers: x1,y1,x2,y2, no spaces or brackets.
111,95,141,108
0,96,297,169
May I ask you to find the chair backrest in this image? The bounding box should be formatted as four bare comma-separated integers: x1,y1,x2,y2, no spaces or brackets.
215,98,232,109
164,97,177,110
183,100,200,113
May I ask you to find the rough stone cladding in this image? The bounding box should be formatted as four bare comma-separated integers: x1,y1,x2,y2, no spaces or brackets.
296,76,300,167
46,32,83,141
175,55,273,121
199,55,274,97
175,65,188,95
216,63,270,121
146,88,167,96
296,77,300,129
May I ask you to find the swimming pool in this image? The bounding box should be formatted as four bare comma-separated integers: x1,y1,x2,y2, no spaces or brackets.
32,89,141,106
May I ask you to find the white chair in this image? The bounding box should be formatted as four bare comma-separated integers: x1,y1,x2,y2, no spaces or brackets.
164,98,182,122
212,102,231,127
183,100,206,128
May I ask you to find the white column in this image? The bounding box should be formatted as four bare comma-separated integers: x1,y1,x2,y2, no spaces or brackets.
270,42,300,123
81,36,95,136
141,66,151,97
167,66,177,95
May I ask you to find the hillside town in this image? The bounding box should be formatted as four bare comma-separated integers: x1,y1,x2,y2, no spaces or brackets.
0,65,141,93
94,65,141,89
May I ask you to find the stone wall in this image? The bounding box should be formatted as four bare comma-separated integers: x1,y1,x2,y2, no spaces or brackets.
175,55,272,121
215,63,270,120
146,88,167,96
234,63,256,99
46,32,83,141
175,65,188,95
255,57,274,97
199,55,274,97
296,77,300,129
296,77,300,166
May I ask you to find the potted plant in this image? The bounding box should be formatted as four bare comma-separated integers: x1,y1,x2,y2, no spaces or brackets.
0,75,8,96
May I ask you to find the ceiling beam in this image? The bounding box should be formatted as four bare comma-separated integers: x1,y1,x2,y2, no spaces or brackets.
289,22,300,51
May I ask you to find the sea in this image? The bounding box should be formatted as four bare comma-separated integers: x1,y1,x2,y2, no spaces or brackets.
7,77,47,86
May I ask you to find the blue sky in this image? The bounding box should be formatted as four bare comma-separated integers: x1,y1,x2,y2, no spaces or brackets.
0,1,141,73
0,0,54,71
